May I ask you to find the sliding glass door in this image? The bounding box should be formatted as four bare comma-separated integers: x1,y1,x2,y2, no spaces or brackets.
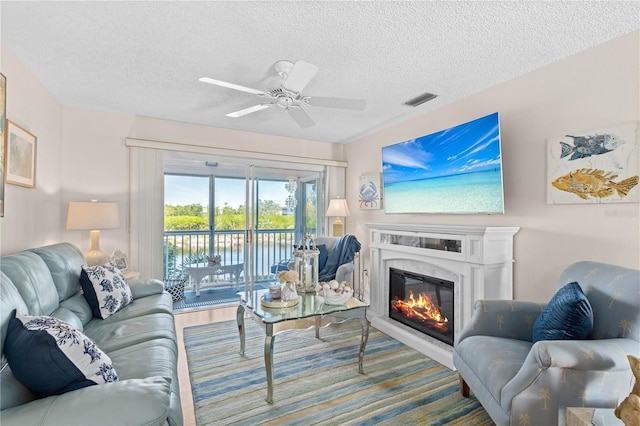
163,163,323,286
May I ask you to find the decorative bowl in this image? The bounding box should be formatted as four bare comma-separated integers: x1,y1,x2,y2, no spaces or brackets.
315,281,353,305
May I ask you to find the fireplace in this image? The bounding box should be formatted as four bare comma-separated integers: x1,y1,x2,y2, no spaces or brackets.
366,223,519,370
389,267,454,346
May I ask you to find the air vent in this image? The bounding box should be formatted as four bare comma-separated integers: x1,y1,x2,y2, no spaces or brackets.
404,92,438,107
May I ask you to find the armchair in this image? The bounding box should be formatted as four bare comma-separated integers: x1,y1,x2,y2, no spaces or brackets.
315,235,360,284
453,261,640,426
270,235,361,284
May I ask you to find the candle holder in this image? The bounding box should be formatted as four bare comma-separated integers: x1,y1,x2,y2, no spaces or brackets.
293,234,319,293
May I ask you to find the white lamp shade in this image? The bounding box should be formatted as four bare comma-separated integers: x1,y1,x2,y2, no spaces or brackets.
66,201,120,230
326,198,351,217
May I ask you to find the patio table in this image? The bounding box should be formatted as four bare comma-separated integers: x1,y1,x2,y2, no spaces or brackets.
184,263,244,296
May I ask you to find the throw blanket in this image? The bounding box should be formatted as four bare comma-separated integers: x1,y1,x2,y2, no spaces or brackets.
318,235,361,282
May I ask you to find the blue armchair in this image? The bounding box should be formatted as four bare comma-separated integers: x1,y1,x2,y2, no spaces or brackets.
453,261,640,426
270,235,360,284
315,235,360,283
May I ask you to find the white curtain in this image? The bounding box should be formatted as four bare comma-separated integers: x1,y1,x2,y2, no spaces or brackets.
129,147,165,279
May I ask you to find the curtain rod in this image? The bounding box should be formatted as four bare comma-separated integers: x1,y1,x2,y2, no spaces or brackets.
125,137,348,168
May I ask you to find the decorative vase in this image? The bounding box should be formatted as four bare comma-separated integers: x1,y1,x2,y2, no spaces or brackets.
281,282,298,302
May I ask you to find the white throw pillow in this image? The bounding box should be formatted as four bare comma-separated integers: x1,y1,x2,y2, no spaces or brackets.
81,262,133,319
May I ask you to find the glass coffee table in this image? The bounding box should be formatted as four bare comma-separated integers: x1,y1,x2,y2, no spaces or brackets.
236,289,370,403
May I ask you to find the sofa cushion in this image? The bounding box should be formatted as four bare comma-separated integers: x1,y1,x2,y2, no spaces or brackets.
83,312,178,354
0,377,172,426
30,243,85,302
4,310,118,397
90,292,174,324
0,272,29,357
59,292,95,326
455,335,532,406
1,252,59,316
50,306,84,331
81,263,133,319
533,281,593,343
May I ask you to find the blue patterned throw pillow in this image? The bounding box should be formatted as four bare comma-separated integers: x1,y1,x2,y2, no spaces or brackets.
4,310,118,397
532,281,594,344
81,262,133,319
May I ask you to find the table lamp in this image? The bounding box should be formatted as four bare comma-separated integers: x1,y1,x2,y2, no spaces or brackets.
326,198,350,236
66,200,120,266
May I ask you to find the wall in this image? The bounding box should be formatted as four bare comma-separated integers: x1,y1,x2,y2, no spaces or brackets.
0,45,64,253
345,31,640,302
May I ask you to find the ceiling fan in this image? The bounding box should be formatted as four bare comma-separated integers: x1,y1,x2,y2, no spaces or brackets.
199,60,366,128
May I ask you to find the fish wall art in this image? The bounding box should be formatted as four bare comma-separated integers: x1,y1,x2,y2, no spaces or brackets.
547,121,639,204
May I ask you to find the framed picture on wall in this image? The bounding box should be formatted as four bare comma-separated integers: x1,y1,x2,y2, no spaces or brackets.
359,172,382,209
0,73,6,217
546,121,639,204
5,120,37,189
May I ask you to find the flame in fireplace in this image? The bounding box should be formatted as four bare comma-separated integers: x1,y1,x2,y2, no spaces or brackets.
391,290,448,331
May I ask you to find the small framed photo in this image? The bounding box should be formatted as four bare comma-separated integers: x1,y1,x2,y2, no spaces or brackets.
110,249,129,272
5,120,37,188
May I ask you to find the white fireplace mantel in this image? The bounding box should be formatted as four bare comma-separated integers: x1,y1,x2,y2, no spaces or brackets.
366,223,519,369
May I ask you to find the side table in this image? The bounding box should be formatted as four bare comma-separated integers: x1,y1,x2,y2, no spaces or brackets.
567,408,594,426
567,407,623,426
123,270,141,280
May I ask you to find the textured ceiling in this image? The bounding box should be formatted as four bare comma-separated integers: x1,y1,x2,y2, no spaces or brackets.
2,1,639,144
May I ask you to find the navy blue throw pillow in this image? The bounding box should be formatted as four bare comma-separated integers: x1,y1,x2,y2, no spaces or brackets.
532,282,593,344
4,310,118,397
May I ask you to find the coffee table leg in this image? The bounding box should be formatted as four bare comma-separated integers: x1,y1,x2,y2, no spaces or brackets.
265,324,275,403
236,305,245,356
358,317,370,374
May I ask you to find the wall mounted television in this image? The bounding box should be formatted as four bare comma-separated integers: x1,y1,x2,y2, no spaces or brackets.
382,112,504,214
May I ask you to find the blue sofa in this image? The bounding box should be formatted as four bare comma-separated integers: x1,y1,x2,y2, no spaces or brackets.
454,261,640,425
0,243,183,425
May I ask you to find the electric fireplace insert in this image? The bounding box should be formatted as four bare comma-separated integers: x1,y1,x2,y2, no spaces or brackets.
389,267,454,346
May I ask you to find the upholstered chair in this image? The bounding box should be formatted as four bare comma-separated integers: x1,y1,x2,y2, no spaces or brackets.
271,235,360,284
453,261,640,426
314,235,360,284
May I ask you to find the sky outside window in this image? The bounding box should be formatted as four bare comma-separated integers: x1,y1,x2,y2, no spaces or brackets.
165,175,291,209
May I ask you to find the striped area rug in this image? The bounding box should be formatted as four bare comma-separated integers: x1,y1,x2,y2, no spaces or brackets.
184,320,493,426
173,284,270,312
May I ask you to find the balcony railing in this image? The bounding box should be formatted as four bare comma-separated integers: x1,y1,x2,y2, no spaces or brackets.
163,229,296,284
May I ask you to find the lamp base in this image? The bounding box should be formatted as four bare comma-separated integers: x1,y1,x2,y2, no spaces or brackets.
85,250,110,266
332,218,344,237
85,230,109,266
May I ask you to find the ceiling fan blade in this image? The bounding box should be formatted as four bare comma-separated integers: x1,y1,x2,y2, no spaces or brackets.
225,104,271,118
199,77,264,95
288,107,315,128
305,96,367,110
282,60,319,93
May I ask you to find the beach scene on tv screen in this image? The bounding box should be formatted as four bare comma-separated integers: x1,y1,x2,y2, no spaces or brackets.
382,112,504,214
